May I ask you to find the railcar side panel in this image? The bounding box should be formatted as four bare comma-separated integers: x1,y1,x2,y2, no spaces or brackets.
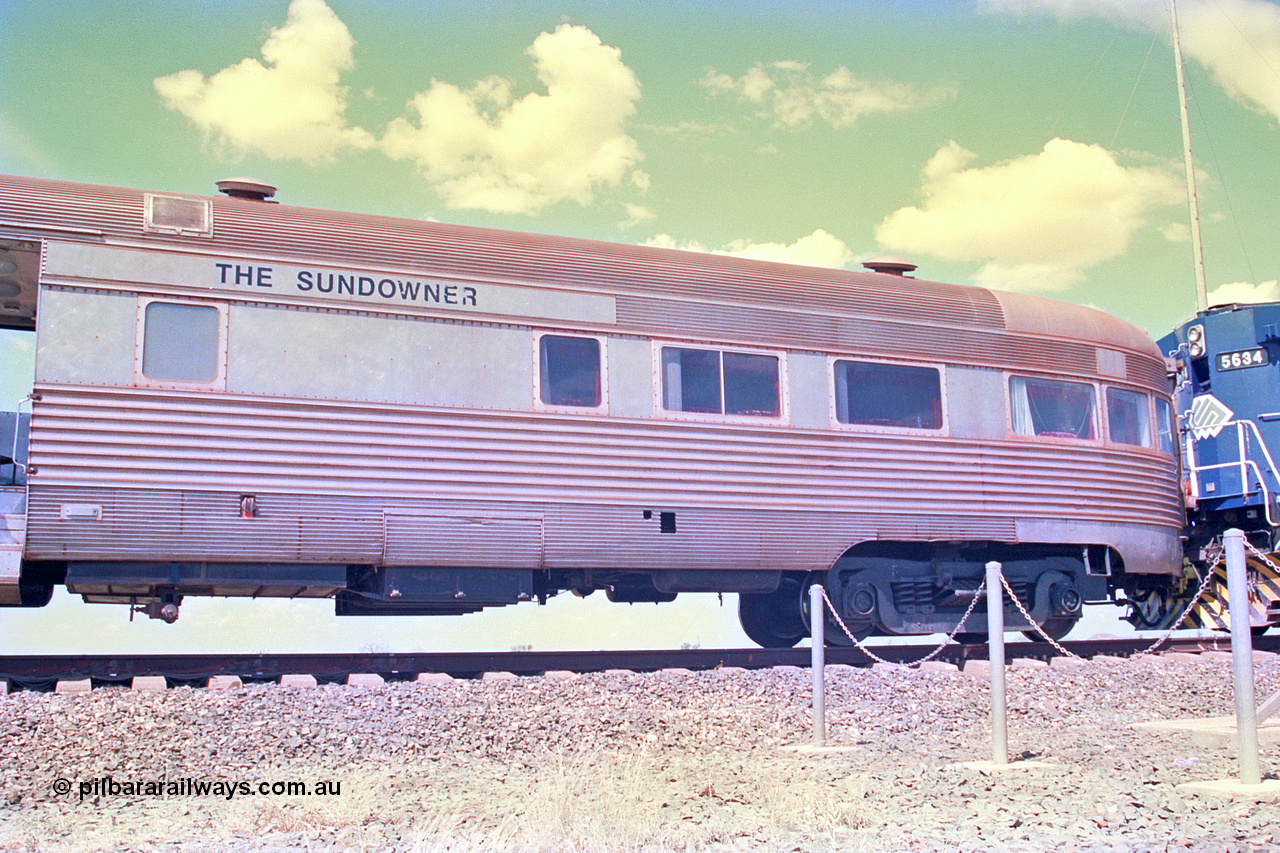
229,304,533,410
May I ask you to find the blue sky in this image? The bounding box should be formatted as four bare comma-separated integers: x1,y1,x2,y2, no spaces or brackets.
2,0,1278,651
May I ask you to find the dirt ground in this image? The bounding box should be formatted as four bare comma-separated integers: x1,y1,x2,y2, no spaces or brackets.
2,656,1280,852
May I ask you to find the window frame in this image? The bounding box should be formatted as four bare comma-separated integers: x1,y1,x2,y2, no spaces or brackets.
133,297,228,391
1104,385,1155,449
532,331,609,414
1154,395,1176,456
652,341,788,424
827,355,947,433
1007,373,1099,442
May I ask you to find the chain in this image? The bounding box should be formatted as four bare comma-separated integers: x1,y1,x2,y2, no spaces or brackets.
995,572,1082,659
813,551,1225,667
1123,552,1222,660
819,579,986,668
1245,539,1273,563
1244,537,1274,596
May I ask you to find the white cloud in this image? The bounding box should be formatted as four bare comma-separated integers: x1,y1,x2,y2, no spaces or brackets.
619,203,657,229
1179,0,1280,124
380,24,643,215
1207,279,1280,304
153,0,374,163
875,138,1184,291
977,0,1163,26
701,61,954,129
643,120,736,139
981,0,1280,126
1161,221,1192,242
154,6,644,216
644,229,854,269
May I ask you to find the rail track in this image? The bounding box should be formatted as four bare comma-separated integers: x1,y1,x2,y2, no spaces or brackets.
3,633,1276,691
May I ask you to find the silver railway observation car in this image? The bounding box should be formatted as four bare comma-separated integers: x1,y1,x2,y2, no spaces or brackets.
0,174,1183,646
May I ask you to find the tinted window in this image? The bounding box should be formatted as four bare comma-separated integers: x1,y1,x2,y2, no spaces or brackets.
1107,387,1152,447
141,302,220,382
723,351,780,416
1155,397,1175,454
1010,376,1096,439
834,361,942,429
539,335,601,407
662,347,780,417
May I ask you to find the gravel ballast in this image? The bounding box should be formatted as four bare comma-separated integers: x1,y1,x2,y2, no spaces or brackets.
2,655,1279,852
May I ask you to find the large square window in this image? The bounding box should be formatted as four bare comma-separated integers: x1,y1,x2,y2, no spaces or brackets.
141,301,221,383
834,360,942,429
662,347,722,414
1010,376,1096,439
723,351,780,416
1106,387,1152,447
539,335,602,407
661,346,779,417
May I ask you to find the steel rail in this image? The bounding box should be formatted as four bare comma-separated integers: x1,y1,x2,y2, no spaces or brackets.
2,634,1275,690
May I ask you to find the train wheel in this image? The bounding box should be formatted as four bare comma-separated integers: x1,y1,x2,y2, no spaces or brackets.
738,576,808,648
809,608,872,646
1022,617,1075,643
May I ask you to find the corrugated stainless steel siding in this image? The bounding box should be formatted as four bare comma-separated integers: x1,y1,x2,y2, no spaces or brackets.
28,485,1028,573
25,386,1183,544
383,512,543,568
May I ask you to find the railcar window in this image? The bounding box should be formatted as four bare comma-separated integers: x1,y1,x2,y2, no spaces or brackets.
141,302,220,382
1155,398,1175,454
723,352,781,416
1106,387,1153,447
1009,376,1096,439
661,347,780,417
833,361,942,429
539,335,602,407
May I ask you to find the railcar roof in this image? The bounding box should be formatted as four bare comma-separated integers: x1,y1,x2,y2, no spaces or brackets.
0,173,1157,359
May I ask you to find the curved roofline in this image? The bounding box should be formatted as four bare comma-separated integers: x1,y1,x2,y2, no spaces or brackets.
0,173,1162,358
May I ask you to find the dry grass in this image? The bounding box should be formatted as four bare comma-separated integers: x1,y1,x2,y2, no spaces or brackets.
1,749,866,852
404,746,868,853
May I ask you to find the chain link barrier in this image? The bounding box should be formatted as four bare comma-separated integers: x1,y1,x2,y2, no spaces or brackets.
815,545,1226,666
1245,539,1279,592
819,581,986,668
1123,546,1224,660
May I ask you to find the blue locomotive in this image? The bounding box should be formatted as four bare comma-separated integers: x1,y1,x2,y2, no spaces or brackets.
1156,302,1280,630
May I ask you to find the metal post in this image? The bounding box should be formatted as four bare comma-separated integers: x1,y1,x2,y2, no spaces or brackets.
986,561,1008,766
810,583,825,746
1224,529,1261,784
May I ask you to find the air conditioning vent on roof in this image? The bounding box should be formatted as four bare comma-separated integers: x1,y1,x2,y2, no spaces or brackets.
862,255,917,276
216,177,277,202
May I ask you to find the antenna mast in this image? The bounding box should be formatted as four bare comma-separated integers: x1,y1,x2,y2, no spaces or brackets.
1171,0,1209,313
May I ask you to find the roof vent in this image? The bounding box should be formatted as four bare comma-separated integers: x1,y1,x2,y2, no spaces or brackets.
216,177,277,202
861,255,917,276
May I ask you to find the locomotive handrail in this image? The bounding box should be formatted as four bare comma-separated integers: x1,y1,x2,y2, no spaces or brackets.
1193,459,1277,527
3,395,31,486
1188,418,1280,527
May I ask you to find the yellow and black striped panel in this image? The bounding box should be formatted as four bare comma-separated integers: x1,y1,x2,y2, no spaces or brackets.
1182,553,1280,631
